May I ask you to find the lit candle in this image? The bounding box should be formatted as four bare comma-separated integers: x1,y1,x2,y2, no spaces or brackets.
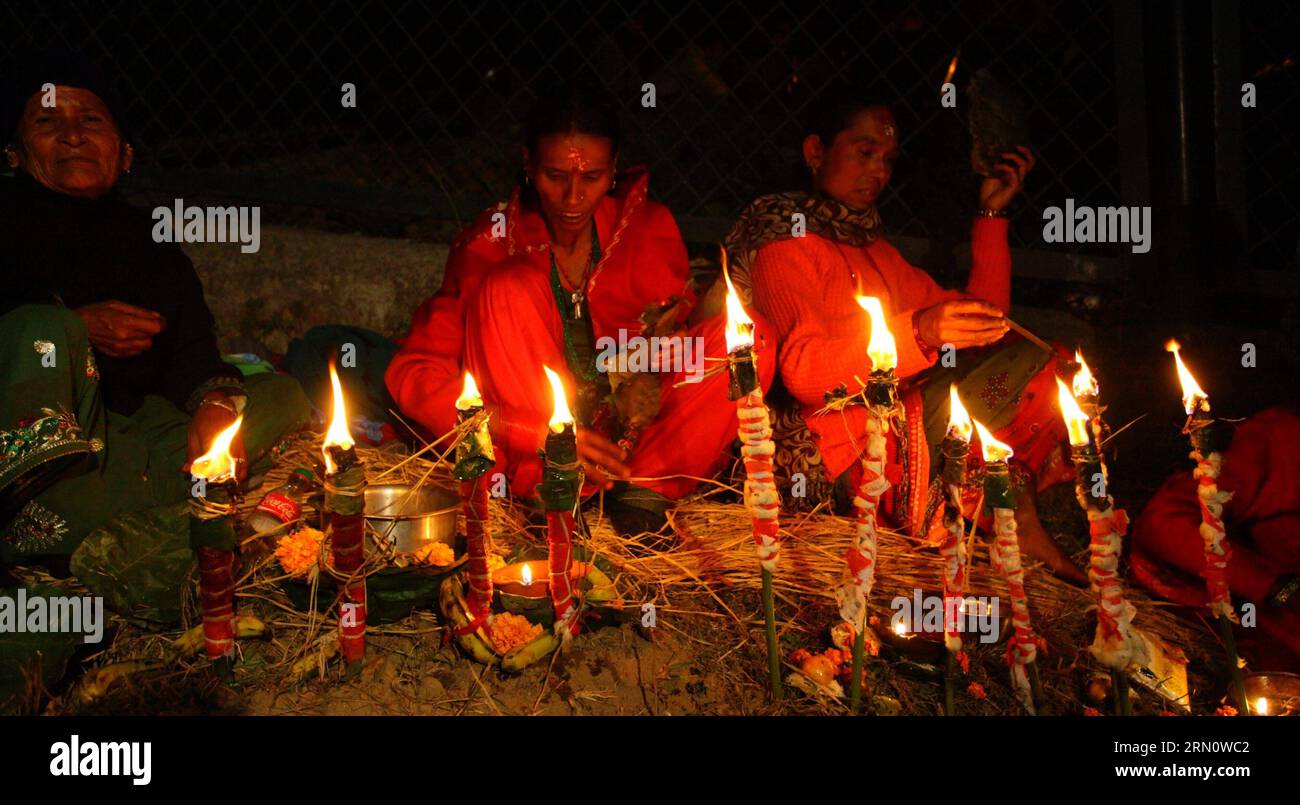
1165,340,1247,714
188,416,244,674
939,386,973,715
1057,377,1146,715
322,362,367,672
841,296,900,712
454,372,496,624
539,366,581,640
722,251,782,700
974,419,1042,714
1072,349,1103,441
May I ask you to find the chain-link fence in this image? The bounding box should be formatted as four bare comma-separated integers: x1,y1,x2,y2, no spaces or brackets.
1241,0,1300,272
3,1,1295,270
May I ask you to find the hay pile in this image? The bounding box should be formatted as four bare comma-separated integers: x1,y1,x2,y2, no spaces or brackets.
16,428,1218,715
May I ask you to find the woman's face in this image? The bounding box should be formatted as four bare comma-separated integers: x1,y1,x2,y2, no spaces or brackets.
526,132,615,238
6,85,130,199
804,106,898,210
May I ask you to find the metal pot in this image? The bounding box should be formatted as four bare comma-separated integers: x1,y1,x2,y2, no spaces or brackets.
363,483,459,552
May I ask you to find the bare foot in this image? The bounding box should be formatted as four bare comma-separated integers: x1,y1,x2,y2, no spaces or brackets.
1014,484,1088,586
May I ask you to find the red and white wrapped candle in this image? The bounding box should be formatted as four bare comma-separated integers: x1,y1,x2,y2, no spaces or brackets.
1167,341,1236,620
738,388,780,569
1057,376,1147,669
939,386,974,655
976,419,1042,714
839,413,890,630
723,272,780,570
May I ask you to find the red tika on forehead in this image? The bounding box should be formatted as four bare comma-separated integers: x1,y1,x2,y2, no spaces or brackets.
566,144,589,171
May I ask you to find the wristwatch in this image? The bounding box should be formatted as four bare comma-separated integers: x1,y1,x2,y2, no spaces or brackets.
1268,573,1300,607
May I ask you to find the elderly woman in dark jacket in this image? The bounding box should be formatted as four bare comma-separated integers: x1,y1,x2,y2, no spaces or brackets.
0,53,307,562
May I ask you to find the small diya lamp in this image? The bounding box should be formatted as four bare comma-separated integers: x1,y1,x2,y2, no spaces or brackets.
1244,672,1300,716
322,362,367,672
492,559,597,623
189,415,244,677
881,617,938,663
875,595,1008,667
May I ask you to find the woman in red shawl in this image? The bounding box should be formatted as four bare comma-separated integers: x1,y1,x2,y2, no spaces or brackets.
387,85,773,534
724,88,1084,582
1132,406,1300,671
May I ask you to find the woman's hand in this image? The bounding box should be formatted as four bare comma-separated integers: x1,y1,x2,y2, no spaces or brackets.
74,300,166,358
184,393,247,482
978,146,1035,211
915,299,1009,351
576,427,631,491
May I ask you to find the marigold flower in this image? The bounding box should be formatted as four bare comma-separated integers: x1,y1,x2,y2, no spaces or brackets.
409,541,455,566
275,527,330,577
488,612,543,654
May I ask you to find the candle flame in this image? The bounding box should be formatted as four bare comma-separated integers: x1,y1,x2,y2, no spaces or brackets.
191,416,243,482
1165,340,1209,415
856,296,897,371
973,418,1014,463
1255,697,1270,716
455,371,483,410
323,362,355,475
1056,377,1093,448
942,50,960,88
521,562,533,586
721,248,755,353
946,384,973,442
893,620,908,636
1072,348,1099,399
543,365,574,433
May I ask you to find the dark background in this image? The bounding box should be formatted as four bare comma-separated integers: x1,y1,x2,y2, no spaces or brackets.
4,2,1297,285
4,2,1299,440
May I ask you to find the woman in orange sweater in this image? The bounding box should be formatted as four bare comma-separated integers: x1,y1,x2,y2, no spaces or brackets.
725,89,1084,582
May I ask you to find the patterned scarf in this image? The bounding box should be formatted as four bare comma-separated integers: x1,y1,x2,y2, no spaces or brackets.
722,192,883,298
722,191,896,517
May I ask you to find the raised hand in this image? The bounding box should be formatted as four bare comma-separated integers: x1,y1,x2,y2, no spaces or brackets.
979,145,1035,212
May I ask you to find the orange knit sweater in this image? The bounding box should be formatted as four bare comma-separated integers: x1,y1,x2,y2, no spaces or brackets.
749,217,1012,481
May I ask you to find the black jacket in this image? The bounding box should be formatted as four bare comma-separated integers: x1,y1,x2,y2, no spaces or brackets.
1,172,241,415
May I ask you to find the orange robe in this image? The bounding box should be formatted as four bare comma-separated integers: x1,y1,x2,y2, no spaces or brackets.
390,167,774,500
